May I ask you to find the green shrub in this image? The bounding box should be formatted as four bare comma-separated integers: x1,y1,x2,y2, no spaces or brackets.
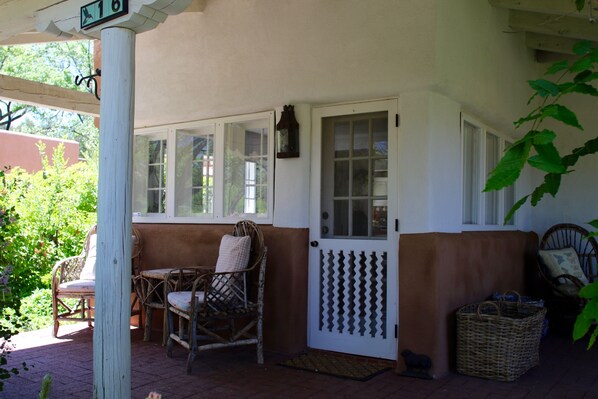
18,289,53,332
1,143,97,301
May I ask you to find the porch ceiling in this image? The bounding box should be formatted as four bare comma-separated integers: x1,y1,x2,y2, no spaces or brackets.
0,0,205,115
0,0,206,46
489,0,598,57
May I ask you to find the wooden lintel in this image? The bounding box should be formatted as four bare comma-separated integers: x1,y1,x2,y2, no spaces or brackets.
0,74,100,117
0,0,66,43
510,10,598,42
489,0,591,18
0,31,74,46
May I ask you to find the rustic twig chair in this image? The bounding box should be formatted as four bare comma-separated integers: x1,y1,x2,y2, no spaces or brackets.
51,225,143,337
166,220,267,373
538,223,598,331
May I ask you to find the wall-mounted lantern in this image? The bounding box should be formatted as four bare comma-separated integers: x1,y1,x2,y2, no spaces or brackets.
276,105,299,158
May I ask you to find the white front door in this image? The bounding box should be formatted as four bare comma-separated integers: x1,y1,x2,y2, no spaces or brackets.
308,99,399,360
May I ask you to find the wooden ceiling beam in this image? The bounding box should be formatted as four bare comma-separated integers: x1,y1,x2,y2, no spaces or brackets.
525,32,598,54
509,9,598,42
0,73,100,117
489,0,593,18
0,1,67,43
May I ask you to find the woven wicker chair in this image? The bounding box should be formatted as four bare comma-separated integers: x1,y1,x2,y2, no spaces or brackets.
166,220,267,374
51,225,142,337
538,223,598,331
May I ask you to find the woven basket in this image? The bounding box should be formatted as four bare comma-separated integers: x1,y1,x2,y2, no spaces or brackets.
456,301,547,381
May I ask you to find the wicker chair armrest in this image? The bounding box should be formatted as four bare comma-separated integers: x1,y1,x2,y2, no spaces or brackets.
165,267,213,293
553,273,585,289
52,255,86,284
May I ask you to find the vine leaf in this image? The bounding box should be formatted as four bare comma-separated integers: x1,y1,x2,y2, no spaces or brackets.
573,40,592,56
546,60,568,75
528,143,565,173
540,104,583,129
484,141,531,191
530,173,561,206
504,195,529,224
528,79,560,97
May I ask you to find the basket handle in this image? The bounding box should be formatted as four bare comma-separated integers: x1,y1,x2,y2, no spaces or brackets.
503,290,522,303
476,301,501,319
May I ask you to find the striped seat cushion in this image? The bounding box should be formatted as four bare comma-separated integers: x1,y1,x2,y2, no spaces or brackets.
58,279,95,293
168,290,205,313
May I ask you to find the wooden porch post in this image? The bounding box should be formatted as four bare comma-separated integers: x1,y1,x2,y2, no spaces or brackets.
94,27,135,399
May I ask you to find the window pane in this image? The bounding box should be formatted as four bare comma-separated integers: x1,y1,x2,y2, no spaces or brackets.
224,118,269,217
485,132,499,225
175,126,214,217
504,141,515,225
462,121,480,224
133,134,167,215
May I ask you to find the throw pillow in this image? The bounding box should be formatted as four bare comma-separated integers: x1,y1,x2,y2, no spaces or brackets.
80,234,97,280
538,247,589,286
215,235,251,274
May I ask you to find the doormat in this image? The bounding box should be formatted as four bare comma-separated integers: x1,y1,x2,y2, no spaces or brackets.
278,352,392,381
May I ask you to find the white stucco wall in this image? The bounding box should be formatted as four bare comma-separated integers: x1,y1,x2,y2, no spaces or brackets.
133,0,554,233
135,0,436,127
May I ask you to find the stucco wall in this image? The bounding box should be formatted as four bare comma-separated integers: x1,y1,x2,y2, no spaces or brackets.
134,223,309,354
135,0,437,128
398,230,539,378
0,130,80,172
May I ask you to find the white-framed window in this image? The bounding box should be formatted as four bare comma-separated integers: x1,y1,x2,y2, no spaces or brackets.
133,111,275,224
461,114,516,228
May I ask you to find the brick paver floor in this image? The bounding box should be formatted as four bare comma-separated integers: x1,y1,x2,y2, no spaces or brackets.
2,323,597,398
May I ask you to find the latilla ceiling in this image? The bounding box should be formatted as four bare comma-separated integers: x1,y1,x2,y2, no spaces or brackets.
489,0,598,59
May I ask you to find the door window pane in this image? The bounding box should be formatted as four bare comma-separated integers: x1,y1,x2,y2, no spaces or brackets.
334,122,350,158
372,118,388,155
352,159,369,196
334,200,349,236
352,199,369,236
334,161,349,197
372,200,387,237
352,120,369,157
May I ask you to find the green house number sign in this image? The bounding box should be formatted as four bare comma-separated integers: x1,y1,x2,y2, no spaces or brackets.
81,0,129,30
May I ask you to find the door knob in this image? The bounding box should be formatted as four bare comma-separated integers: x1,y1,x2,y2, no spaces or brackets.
310,241,319,247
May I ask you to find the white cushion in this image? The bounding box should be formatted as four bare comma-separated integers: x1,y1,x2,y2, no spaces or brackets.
215,235,251,274
58,279,95,293
168,290,205,313
80,234,97,280
539,247,589,286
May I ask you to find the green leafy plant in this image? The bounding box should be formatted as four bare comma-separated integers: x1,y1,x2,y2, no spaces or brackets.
38,374,52,399
0,174,29,392
484,40,598,348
